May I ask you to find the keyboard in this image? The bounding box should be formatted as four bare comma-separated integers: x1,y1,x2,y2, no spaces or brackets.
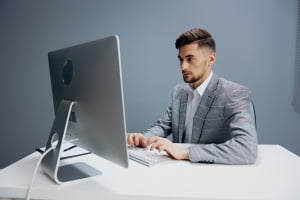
128,145,173,167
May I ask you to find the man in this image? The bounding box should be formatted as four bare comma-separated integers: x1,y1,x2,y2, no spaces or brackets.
128,28,258,164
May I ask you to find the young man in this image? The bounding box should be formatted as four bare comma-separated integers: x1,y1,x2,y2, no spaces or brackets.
128,28,258,164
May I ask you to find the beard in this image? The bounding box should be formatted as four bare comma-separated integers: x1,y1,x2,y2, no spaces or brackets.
183,75,199,84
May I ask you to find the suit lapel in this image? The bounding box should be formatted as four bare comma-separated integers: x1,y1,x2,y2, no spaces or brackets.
178,91,188,143
191,74,219,143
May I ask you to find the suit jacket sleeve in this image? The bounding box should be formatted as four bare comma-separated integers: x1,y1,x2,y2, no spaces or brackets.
142,101,173,138
188,87,258,164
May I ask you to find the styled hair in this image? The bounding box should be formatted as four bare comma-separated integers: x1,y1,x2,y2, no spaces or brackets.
175,28,216,52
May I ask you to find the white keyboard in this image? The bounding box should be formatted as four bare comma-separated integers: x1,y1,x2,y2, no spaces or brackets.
128,146,173,166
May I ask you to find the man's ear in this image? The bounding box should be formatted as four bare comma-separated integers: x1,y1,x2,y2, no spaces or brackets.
209,52,216,66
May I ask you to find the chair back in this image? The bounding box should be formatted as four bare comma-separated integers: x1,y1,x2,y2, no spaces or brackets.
249,100,257,130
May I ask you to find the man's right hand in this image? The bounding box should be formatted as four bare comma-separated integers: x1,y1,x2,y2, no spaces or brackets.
127,133,148,148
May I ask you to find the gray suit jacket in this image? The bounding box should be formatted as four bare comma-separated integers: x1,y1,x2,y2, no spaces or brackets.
143,74,258,164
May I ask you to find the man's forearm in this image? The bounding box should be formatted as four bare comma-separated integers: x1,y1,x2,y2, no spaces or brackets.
188,135,258,164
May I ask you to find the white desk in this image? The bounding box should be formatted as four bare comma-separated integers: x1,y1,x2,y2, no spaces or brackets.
0,145,299,200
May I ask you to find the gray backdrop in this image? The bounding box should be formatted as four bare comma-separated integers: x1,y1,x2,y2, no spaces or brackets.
1,0,299,168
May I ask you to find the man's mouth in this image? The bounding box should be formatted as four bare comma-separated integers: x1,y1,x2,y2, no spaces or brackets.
182,72,191,76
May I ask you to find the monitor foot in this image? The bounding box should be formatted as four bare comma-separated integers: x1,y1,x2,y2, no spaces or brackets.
57,162,102,182
41,100,101,184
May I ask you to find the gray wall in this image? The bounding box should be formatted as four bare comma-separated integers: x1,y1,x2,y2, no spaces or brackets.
1,0,299,168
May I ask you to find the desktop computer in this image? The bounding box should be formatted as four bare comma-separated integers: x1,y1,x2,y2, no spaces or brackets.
41,35,129,184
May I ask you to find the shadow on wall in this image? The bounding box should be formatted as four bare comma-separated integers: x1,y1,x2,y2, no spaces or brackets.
293,1,300,114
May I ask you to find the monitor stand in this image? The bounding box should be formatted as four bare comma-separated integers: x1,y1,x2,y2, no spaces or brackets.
41,100,102,184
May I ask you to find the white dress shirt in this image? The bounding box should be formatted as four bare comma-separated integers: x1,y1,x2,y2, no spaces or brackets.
184,71,213,143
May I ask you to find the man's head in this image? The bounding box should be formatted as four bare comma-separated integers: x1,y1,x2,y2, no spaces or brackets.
175,28,216,89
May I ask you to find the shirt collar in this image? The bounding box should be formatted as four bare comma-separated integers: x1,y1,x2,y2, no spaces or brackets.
187,71,213,96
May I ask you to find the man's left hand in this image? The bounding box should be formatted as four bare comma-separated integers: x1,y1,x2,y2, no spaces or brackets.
148,136,189,160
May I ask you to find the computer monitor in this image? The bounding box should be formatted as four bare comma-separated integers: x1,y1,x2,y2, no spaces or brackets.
41,35,129,184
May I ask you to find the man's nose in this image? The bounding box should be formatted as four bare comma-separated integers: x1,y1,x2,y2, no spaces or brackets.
181,61,189,70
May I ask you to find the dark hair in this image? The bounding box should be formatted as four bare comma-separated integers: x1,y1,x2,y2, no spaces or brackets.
175,28,216,52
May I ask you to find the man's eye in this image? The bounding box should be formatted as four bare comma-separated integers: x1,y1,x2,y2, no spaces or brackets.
187,58,193,62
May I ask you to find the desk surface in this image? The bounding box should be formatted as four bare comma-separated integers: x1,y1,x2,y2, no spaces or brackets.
0,145,300,200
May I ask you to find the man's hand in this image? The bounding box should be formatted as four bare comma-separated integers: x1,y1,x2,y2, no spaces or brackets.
148,136,189,160
127,133,148,148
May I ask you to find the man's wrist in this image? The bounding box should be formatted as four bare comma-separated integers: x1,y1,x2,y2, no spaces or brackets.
187,149,191,161
182,148,190,160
